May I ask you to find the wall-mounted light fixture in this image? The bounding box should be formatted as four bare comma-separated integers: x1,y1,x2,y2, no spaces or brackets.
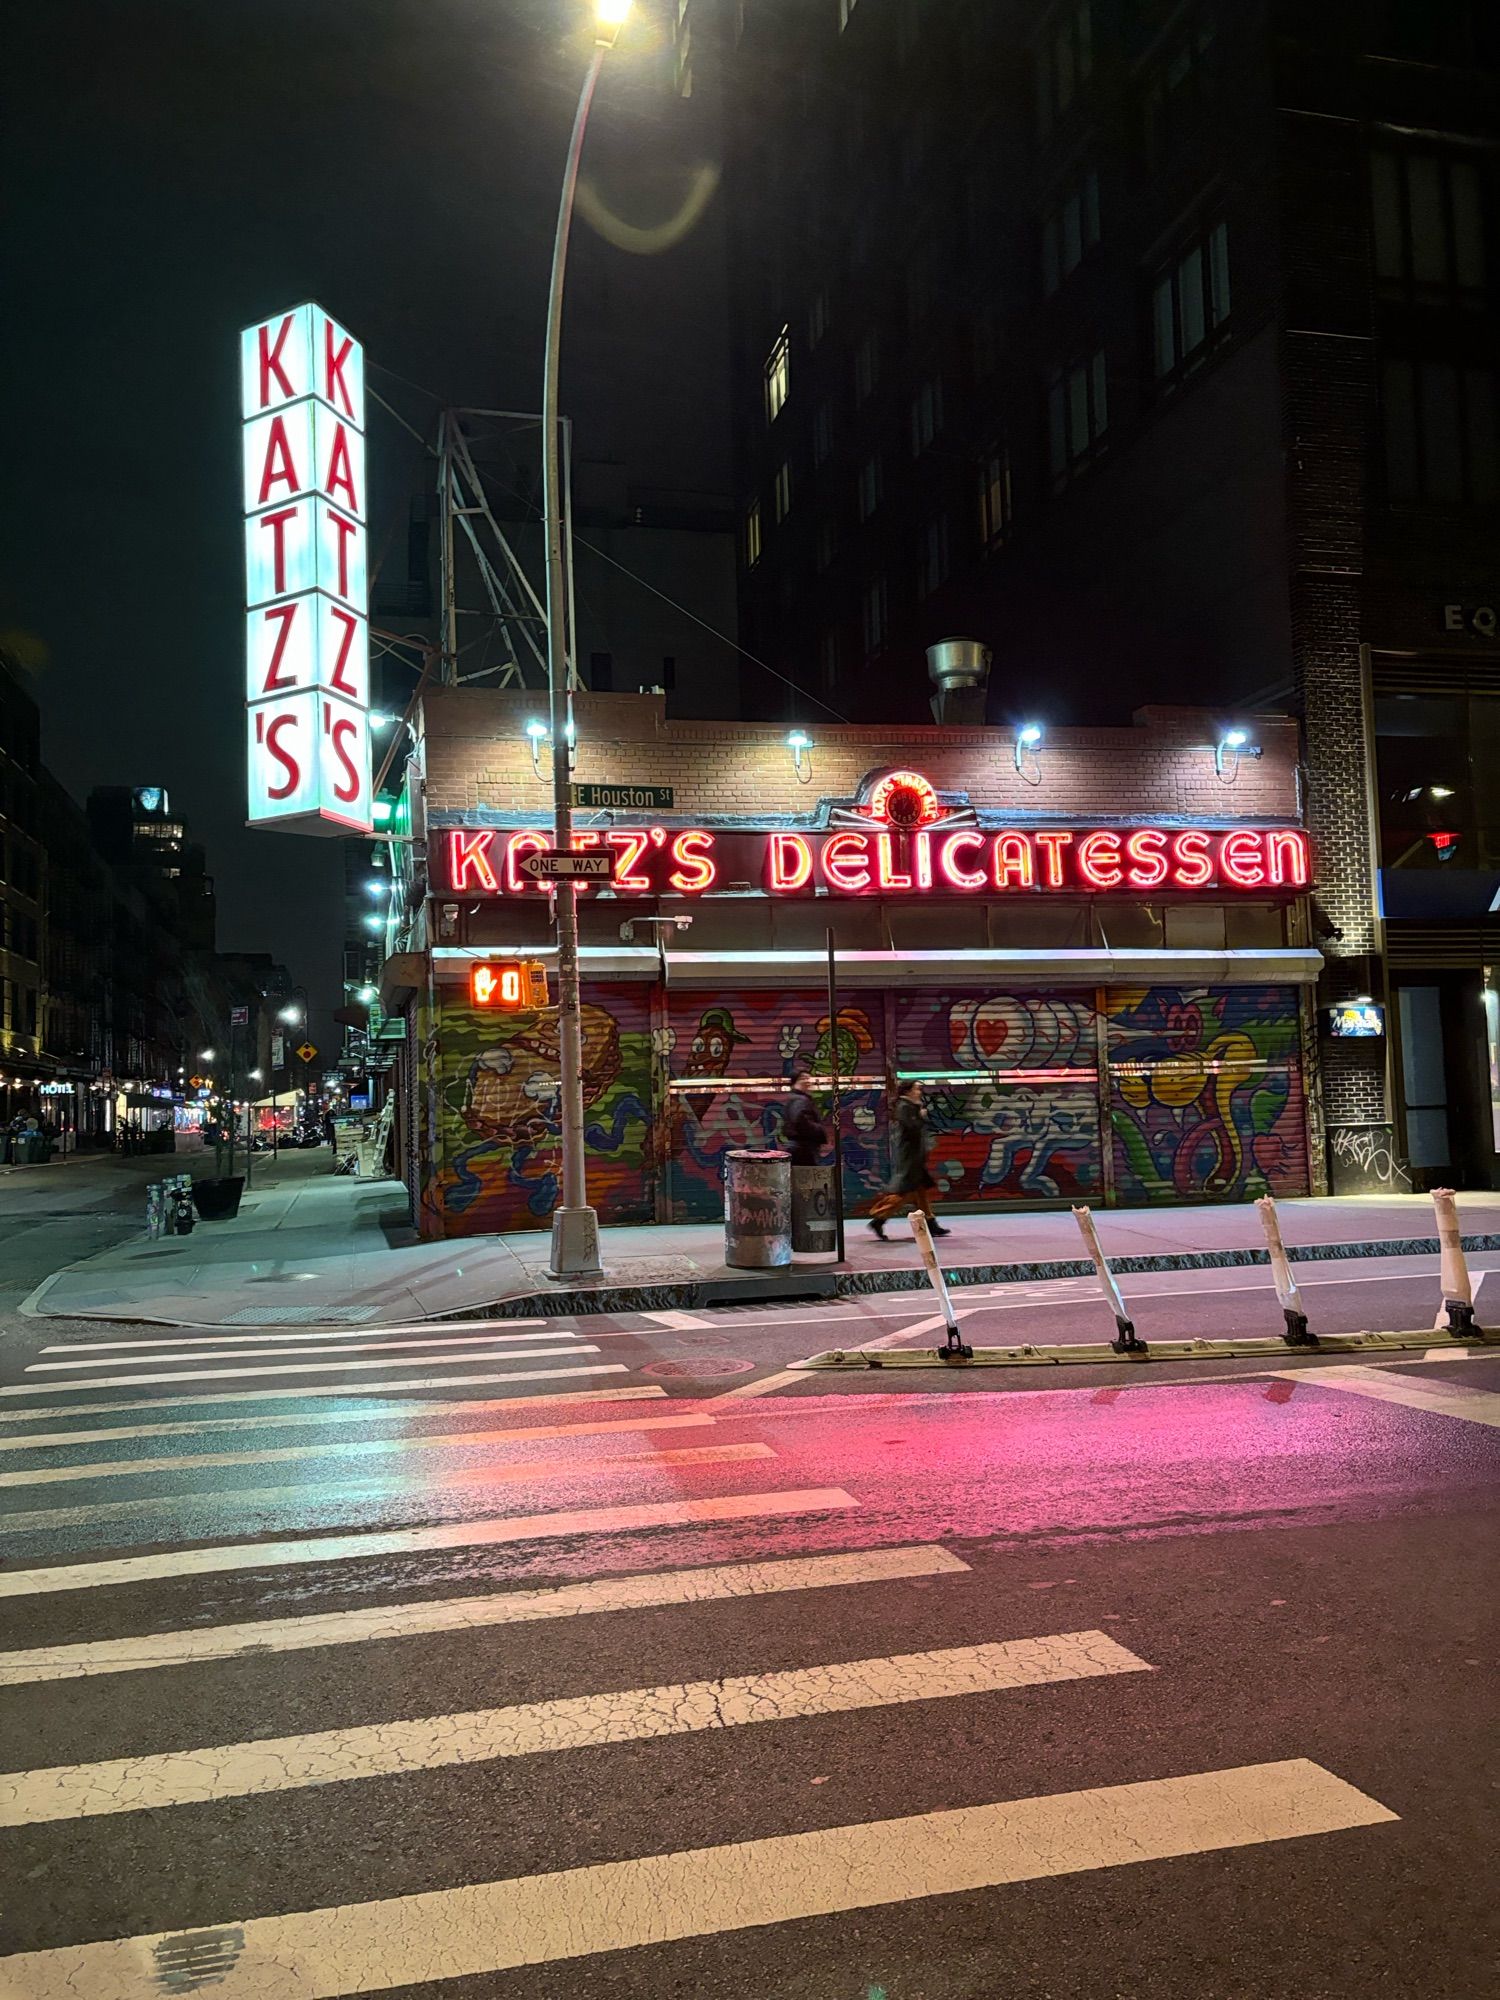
1015,722,1043,780
525,717,549,779
1214,727,1262,779
787,729,813,782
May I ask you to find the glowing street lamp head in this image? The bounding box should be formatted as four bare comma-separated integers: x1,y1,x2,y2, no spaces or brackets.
357,985,379,1004
1018,723,1043,746
786,729,813,780
278,1005,303,1024
1222,727,1249,750
595,0,632,35
525,719,548,741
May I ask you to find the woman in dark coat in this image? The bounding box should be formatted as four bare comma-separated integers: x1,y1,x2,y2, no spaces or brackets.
868,1079,949,1239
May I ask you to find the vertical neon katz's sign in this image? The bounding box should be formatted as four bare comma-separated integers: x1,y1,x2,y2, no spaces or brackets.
241,305,372,833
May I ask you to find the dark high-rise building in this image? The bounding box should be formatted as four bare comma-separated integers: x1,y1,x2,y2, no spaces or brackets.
720,0,1500,1192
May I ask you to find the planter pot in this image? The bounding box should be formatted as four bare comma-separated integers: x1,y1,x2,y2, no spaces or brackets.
192,1177,245,1222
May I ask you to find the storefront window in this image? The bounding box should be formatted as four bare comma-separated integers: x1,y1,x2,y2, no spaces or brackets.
1397,984,1451,1169
1374,691,1500,871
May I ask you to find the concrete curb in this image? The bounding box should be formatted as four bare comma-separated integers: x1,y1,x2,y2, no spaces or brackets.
444,1232,1500,1323
794,1328,1491,1372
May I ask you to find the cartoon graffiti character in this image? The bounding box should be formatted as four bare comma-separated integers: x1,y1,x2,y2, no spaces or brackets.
681,1005,749,1120
813,1006,875,1079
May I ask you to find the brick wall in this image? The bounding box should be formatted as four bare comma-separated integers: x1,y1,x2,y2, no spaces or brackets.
417,689,1304,827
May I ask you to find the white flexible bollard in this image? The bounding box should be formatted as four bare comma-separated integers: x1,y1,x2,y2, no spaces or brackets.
1256,1196,1315,1346
909,1209,970,1359
1072,1205,1146,1354
1431,1188,1479,1336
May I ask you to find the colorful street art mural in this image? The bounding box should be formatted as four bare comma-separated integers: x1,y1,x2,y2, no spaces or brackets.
1105,986,1308,1202
425,982,654,1234
666,990,888,1221
894,991,1103,1204
419,980,1309,1234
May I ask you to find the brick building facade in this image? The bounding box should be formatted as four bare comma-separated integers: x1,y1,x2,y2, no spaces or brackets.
383,687,1322,1238
712,0,1499,1194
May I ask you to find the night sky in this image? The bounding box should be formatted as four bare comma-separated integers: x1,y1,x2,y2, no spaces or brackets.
3,1,729,1047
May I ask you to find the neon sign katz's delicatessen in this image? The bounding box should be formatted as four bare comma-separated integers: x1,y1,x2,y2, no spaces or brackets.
439,770,1311,900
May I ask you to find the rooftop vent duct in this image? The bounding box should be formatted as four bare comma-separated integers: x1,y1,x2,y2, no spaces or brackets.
926,638,992,726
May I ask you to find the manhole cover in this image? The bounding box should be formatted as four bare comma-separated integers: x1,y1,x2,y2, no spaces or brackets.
642,1357,756,1379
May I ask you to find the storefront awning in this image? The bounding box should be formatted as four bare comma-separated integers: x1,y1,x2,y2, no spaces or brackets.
431,946,1324,989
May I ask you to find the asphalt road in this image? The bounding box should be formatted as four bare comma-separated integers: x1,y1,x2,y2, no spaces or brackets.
0,1283,1495,1997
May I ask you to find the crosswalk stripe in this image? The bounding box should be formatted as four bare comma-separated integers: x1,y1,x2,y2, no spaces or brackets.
1,1443,777,1535
0,1379,665,1426
0,1760,1396,1994
1,1354,613,1397
645,1310,714,1329
0,1631,1150,1826
0,1487,859,1597
0,1544,967,1686
42,1324,560,1352
1268,1364,1500,1429
0,1411,718,1484
28,1337,593,1374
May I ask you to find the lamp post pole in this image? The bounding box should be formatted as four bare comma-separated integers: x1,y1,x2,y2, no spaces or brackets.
542,13,623,1280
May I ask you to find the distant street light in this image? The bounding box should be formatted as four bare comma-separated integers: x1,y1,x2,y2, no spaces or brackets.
248,1068,264,1082
279,1005,303,1025
199,1048,215,1061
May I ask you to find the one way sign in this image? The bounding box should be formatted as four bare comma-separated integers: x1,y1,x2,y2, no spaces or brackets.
519,851,615,882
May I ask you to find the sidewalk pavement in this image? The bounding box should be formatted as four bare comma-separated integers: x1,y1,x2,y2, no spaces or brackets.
23,1153,1500,1328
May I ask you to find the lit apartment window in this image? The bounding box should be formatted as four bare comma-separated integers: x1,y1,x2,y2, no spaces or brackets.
978,445,1013,547
857,453,882,520
813,403,833,466
1041,169,1100,295
1047,351,1108,488
1371,150,1487,304
808,290,830,348
862,576,887,655
909,376,943,455
854,329,879,404
1382,358,1500,505
745,500,762,567
774,460,792,522
764,326,790,422
918,515,949,598
1036,2,1092,138
1152,221,1230,382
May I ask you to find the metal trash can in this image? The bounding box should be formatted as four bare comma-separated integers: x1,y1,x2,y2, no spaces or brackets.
724,1149,792,1269
791,1163,837,1255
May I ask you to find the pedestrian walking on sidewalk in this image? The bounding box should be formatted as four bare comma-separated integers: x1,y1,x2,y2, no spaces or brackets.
868,1078,949,1240
780,1069,827,1167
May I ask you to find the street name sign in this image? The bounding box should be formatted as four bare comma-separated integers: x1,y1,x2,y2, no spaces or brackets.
520,850,616,882
573,783,674,811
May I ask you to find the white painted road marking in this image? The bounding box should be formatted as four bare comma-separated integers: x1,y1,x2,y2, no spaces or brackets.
0,1443,777,1536
0,1487,859,1597
0,1411,718,1485
0,1545,968,1687
711,1310,963,1403
41,1325,564,1353
644,1310,714,1330
0,1361,629,1402
25,1341,594,1377
1268,1365,1500,1430
0,1631,1150,1825
0,1760,1395,1994
0,1380,666,1426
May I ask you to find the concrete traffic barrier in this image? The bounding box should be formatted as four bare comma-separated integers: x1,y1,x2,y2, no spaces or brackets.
1071,1206,1147,1354
1431,1188,1481,1335
909,1210,971,1359
1255,1196,1315,1346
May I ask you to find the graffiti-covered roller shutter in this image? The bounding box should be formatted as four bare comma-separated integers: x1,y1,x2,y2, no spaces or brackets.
427,980,654,1234
1106,986,1309,1203
667,990,889,1220
893,989,1104,1205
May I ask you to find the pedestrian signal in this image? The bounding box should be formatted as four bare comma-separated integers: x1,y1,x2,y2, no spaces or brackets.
470,960,549,1009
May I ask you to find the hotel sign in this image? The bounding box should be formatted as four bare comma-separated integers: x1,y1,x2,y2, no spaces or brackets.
241,304,372,834
438,823,1311,898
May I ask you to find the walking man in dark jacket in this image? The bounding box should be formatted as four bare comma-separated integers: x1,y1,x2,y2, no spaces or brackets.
781,1070,827,1166
868,1078,950,1238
